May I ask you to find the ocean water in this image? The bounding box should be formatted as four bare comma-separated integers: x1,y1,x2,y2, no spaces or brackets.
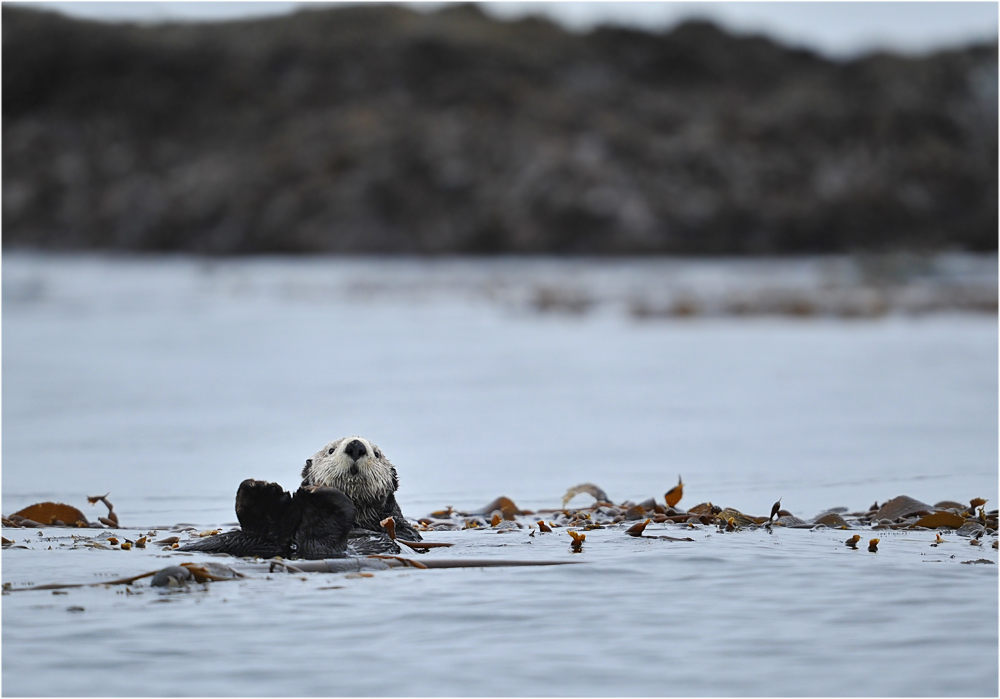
2,253,997,696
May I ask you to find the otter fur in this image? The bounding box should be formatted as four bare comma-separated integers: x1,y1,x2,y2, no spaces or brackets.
184,437,421,559
181,479,356,559
301,436,423,545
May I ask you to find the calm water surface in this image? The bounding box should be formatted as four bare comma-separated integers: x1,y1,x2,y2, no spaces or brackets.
2,254,997,696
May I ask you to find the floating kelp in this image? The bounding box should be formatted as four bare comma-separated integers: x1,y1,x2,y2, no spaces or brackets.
467,496,530,520
913,511,966,530
87,493,119,527
665,477,683,508
3,493,127,528
813,512,850,529
624,505,646,521
768,499,782,523
625,519,650,537
562,483,610,508
9,502,89,528
5,554,585,594
4,561,244,593
874,495,934,521
688,503,720,517
714,508,762,529
4,486,995,598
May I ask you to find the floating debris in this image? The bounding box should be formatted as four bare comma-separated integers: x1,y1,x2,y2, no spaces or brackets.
537,521,552,533
913,512,966,530
9,502,89,527
468,496,527,521
625,519,650,537
624,505,646,521
568,530,585,552
367,554,428,570
561,483,609,508
845,534,861,549
874,495,934,522
813,512,849,529
768,498,782,523
87,493,118,526
150,566,192,588
665,477,683,508
688,503,719,517
868,538,880,553
934,533,947,545
715,508,761,529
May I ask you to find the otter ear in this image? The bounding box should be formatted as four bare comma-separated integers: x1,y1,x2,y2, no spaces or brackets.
305,459,312,468
301,459,313,482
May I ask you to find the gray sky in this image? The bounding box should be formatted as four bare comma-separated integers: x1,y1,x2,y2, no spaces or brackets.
9,1,999,58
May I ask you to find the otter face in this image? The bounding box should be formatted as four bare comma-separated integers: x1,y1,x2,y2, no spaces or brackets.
303,435,397,506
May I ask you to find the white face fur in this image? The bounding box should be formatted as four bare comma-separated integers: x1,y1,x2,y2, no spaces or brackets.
305,435,396,504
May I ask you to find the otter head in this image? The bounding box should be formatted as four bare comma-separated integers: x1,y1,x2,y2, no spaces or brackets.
301,436,398,507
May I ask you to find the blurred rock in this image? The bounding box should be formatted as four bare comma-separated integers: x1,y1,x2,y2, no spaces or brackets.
2,4,996,254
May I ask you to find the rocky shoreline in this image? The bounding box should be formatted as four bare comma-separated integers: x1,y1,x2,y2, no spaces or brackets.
3,4,997,255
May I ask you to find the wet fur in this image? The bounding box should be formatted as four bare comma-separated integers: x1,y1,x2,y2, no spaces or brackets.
181,479,356,559
301,436,423,544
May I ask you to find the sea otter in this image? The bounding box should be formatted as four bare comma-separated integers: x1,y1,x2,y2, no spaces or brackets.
301,435,423,546
182,436,421,558
181,479,356,558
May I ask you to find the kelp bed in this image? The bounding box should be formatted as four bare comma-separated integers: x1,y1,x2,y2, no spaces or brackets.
3,485,997,594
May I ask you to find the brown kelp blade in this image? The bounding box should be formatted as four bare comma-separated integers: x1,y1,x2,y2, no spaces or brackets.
665,476,683,508
278,558,584,573
625,519,650,537
561,483,610,507
11,502,89,527
397,539,454,550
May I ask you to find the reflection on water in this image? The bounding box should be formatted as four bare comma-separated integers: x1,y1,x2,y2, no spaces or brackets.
2,253,997,696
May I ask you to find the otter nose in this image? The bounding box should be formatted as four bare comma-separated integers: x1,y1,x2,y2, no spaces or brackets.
344,439,367,461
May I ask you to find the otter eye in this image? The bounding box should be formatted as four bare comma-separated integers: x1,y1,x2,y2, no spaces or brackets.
328,448,335,455
375,450,383,459
305,459,312,467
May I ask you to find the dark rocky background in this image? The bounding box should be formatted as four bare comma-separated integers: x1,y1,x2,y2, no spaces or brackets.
3,4,997,255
